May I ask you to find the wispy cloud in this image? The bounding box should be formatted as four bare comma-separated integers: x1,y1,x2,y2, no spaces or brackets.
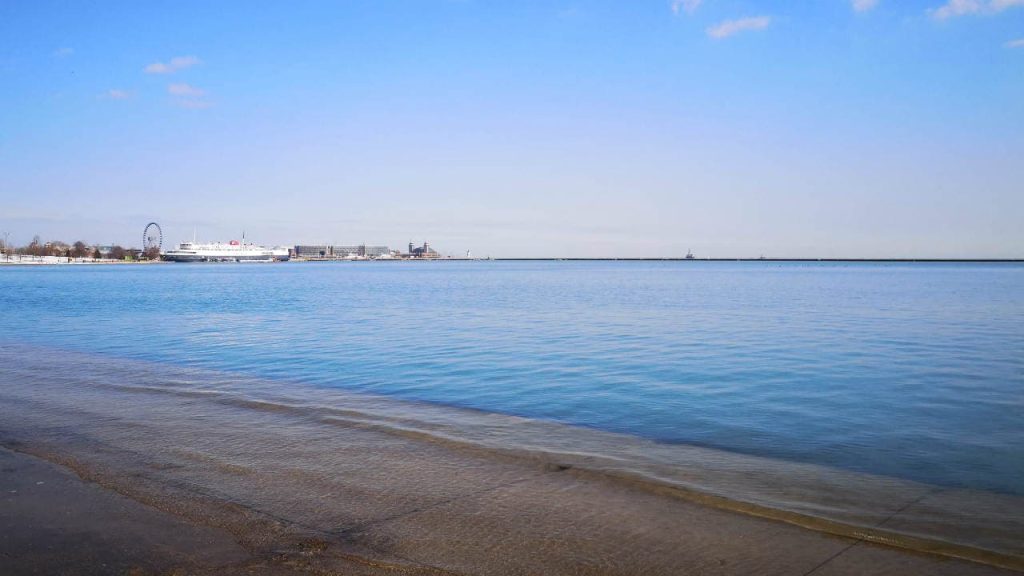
992,0,1024,10
929,0,1024,19
852,0,879,12
930,0,983,18
53,47,74,58
168,83,212,109
144,55,200,74
707,16,771,39
1006,37,1024,47
671,0,702,15
168,83,205,96
104,89,131,100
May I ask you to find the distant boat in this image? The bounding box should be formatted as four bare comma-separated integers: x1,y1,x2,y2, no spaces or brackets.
163,239,287,262
685,250,695,260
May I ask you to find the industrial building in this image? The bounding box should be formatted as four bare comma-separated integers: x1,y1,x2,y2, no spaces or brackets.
292,241,442,260
293,245,331,258
293,244,392,259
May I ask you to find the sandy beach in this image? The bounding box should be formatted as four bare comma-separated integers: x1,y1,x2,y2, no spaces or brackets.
0,346,1019,575
1,446,1015,576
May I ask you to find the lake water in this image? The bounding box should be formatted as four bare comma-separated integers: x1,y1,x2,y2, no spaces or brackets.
1,261,1022,496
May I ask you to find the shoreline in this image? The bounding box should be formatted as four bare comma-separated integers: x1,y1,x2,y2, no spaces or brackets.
3,257,1023,266
2,446,1015,576
0,258,162,266
1,344,1021,574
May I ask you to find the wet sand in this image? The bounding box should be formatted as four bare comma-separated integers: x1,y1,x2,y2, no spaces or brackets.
0,447,249,575
0,350,1021,574
3,446,1018,576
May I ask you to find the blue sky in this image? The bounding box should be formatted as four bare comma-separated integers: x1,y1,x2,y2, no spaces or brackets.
1,0,1021,257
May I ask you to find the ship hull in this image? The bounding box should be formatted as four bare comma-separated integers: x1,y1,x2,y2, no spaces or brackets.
162,250,277,262
162,254,276,262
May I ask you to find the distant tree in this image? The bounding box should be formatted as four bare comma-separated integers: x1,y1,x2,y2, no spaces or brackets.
108,245,126,261
143,246,161,261
27,235,42,256
72,241,88,259
49,241,69,258
92,247,102,260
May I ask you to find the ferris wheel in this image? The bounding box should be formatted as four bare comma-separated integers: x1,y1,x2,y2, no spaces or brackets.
143,222,163,253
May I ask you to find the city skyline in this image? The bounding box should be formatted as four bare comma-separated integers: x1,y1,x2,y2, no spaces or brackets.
2,1,1022,258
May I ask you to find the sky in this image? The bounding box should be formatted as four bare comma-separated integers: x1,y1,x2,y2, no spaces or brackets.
1,0,1022,258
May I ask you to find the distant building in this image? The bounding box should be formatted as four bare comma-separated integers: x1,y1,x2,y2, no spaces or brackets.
293,244,392,259
406,241,440,258
332,245,360,257
363,245,391,258
294,245,331,258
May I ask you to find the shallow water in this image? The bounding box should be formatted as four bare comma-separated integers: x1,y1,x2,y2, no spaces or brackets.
1,261,1022,494
1,343,1022,567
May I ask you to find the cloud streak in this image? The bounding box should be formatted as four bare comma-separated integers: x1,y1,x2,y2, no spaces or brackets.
931,0,983,18
929,0,1024,19
105,89,130,100
670,0,702,15
707,16,771,39
168,83,212,109
1006,38,1024,47
992,0,1024,10
852,0,879,12
144,55,200,74
168,83,205,96
53,47,74,58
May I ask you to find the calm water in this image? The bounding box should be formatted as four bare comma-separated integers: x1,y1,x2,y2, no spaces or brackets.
1,261,1022,494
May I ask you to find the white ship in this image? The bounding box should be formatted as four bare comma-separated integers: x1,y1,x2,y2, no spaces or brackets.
163,239,290,262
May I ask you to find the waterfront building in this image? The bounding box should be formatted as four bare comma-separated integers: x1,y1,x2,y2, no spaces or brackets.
293,244,393,259
363,245,391,258
294,245,331,258
331,245,361,258
406,241,440,258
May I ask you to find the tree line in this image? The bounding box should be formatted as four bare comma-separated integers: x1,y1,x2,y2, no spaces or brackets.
0,235,161,260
